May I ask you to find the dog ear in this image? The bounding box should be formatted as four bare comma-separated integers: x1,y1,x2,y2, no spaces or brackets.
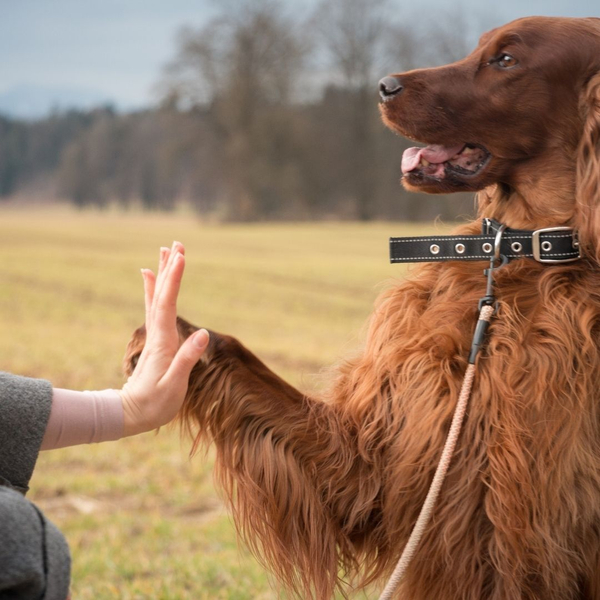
575,71,600,263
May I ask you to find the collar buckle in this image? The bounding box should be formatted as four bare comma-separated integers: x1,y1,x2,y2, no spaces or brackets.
531,227,581,264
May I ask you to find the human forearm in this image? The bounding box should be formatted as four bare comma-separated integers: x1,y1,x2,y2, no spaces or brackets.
40,388,124,451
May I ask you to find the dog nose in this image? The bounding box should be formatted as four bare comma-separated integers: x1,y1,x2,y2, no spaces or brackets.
379,76,403,100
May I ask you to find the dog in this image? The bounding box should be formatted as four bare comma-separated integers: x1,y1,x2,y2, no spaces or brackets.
125,16,600,599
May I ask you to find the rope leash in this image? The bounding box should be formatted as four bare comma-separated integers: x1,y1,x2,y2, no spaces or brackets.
378,259,500,600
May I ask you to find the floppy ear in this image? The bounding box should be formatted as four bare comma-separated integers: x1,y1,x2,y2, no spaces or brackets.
575,71,600,264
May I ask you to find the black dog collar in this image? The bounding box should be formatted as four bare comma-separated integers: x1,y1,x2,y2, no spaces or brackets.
390,218,581,265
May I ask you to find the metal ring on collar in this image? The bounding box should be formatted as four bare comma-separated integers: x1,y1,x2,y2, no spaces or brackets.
494,224,507,261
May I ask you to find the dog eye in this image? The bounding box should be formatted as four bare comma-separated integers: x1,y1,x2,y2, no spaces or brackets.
497,53,518,68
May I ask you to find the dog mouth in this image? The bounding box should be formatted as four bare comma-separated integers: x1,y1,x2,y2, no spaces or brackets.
401,143,491,184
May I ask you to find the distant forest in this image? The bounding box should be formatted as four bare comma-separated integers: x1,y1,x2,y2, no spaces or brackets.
0,0,489,221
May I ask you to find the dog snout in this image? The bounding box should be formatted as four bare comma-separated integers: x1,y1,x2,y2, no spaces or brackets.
378,76,403,101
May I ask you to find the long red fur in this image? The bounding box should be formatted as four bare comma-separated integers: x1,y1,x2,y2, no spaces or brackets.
125,17,600,599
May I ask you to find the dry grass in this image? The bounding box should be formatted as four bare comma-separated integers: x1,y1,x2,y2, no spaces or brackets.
0,205,441,598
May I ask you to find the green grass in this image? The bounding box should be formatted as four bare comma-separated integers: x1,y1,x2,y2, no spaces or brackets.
0,206,442,598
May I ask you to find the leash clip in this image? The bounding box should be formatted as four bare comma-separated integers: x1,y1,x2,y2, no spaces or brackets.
472,253,506,362
479,223,508,311
479,254,507,310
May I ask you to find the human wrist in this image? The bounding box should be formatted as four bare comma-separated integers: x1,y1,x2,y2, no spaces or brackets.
118,387,153,437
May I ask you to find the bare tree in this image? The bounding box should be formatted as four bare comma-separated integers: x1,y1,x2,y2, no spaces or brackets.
311,0,393,220
160,0,307,220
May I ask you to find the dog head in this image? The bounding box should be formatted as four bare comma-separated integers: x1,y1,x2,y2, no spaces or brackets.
379,16,600,253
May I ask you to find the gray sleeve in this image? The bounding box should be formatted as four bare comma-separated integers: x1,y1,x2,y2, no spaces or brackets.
0,486,71,600
0,372,53,493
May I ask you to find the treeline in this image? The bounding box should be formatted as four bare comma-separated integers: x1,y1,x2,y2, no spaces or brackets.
0,0,486,221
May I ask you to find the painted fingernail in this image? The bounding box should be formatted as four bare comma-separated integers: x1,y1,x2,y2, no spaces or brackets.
193,329,209,349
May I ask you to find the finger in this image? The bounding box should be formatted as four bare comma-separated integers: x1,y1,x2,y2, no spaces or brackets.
154,242,185,307
153,245,174,298
161,241,184,278
131,268,156,374
142,269,156,328
152,251,186,336
153,241,185,314
151,247,170,307
158,246,170,278
165,328,209,384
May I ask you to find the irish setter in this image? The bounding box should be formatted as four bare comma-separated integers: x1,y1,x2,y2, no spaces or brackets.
125,16,600,599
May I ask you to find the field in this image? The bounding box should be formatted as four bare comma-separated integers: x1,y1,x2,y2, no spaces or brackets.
0,206,441,599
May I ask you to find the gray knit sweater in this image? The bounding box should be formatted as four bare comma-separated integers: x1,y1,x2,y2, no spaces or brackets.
0,372,71,600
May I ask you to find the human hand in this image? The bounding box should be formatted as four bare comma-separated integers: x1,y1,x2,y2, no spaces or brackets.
119,242,209,437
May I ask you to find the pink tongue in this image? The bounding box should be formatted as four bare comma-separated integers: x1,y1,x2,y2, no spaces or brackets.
402,144,465,174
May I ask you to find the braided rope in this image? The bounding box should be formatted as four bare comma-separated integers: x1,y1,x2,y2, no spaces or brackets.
378,303,495,600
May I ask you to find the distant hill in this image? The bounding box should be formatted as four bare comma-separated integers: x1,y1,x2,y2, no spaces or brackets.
0,84,116,120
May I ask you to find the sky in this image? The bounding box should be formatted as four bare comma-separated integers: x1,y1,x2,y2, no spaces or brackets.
1,0,599,118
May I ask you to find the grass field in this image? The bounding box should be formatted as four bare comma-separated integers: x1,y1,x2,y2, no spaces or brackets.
0,206,441,599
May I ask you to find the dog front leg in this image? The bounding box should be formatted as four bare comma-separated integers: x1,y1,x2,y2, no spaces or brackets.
164,321,383,598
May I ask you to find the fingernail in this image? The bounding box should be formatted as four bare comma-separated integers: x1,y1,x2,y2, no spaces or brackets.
193,329,209,349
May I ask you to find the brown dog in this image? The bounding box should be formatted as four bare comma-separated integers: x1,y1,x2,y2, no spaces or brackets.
125,17,600,599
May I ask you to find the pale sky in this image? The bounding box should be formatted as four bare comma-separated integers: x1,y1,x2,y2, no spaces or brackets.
0,0,598,117
0,0,217,111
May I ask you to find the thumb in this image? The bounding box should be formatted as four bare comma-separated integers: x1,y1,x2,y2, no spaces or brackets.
167,329,210,383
